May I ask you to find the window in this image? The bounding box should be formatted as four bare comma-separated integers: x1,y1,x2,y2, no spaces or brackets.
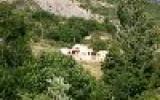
68,52,71,54
72,51,76,54
91,52,96,56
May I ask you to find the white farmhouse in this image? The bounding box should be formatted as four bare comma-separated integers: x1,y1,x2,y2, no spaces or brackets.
60,44,108,62
72,44,95,61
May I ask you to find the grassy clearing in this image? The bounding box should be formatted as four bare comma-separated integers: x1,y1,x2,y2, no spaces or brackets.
78,61,103,80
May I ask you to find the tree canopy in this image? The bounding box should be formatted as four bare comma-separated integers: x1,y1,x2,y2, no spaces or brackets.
102,0,160,99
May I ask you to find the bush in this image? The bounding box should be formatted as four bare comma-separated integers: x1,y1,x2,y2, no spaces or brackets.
37,53,97,100
31,10,111,43
0,51,99,100
0,15,32,67
102,0,160,99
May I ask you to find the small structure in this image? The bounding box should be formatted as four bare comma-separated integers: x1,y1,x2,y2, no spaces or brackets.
0,38,4,44
84,33,111,41
60,44,108,62
84,36,92,40
60,47,70,55
97,50,109,61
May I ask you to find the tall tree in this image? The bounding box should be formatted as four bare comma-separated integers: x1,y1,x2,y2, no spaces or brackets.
102,0,160,99
0,2,32,67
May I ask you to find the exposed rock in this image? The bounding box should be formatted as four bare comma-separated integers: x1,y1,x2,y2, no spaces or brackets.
34,0,92,19
0,0,15,3
1,0,105,21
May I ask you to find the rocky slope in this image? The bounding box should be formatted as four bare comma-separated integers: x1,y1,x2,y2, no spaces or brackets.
33,0,92,19
1,0,106,21
0,0,15,3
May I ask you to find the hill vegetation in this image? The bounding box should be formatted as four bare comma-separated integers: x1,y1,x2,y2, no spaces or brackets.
0,0,160,100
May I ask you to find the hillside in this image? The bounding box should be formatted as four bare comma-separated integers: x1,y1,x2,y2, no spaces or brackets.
1,0,160,78
1,0,160,100
34,0,92,19
1,0,159,78
2,0,159,23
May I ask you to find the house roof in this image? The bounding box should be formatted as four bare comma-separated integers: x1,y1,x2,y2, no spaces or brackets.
97,50,108,54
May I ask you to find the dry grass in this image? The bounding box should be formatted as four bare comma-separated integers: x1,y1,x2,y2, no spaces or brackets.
30,40,59,56
31,40,103,79
78,61,103,80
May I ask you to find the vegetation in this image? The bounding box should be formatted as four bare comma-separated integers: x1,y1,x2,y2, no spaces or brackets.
87,33,109,51
77,0,117,19
102,0,160,99
0,2,100,100
31,10,113,43
0,0,160,100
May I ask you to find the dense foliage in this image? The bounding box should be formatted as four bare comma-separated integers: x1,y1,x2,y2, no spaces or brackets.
31,10,113,43
102,0,160,99
0,2,100,100
0,2,31,67
0,0,160,100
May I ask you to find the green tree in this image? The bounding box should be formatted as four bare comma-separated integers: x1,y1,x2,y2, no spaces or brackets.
102,0,160,99
19,76,72,100
0,2,32,67
89,34,108,51
0,52,98,100
37,53,97,100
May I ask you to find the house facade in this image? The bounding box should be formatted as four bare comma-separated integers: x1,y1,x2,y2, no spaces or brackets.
60,44,108,62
